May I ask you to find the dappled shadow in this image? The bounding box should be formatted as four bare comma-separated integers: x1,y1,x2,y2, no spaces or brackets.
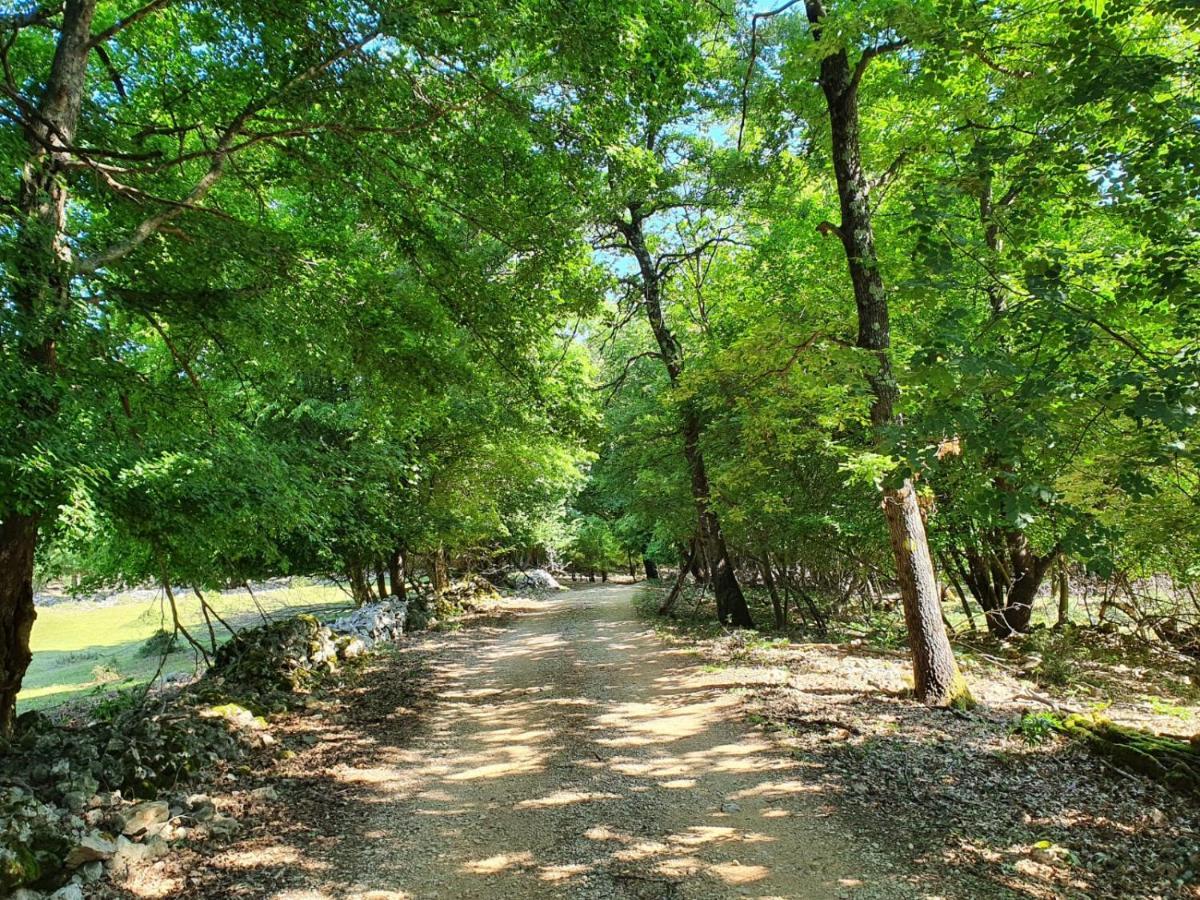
739,654,1200,900
118,586,930,899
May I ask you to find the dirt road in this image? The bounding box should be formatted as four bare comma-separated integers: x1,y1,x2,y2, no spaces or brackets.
152,585,917,899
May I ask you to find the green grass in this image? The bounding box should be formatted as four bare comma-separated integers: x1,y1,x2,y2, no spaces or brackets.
19,582,352,713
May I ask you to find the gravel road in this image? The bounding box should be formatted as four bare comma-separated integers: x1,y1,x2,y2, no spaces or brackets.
149,584,916,899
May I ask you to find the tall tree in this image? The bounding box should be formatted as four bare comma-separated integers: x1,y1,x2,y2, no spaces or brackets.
801,0,969,705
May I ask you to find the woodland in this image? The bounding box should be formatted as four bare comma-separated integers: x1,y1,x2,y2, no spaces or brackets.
2,0,1200,897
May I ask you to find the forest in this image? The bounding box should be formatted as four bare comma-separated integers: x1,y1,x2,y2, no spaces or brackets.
2,0,1200,898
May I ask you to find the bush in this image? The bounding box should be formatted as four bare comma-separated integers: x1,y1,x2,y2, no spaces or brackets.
137,628,179,658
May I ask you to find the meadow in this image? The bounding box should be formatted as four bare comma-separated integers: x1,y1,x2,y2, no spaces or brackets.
19,583,352,712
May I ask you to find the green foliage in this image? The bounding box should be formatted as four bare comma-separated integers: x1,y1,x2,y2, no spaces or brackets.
1012,711,1062,747
137,628,179,659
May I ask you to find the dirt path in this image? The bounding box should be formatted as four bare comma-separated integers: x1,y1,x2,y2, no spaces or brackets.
139,585,923,899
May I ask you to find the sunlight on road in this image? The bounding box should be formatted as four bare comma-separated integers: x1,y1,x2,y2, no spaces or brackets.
137,585,892,899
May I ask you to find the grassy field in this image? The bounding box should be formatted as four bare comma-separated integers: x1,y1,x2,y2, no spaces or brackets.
19,582,353,713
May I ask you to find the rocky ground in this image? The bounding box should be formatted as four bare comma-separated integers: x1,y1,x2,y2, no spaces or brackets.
665,620,1200,899
99,586,935,899
57,582,1199,899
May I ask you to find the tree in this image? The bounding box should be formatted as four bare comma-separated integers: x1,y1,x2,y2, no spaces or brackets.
789,0,969,705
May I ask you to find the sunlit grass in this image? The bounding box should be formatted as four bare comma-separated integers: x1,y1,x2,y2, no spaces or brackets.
19,582,353,712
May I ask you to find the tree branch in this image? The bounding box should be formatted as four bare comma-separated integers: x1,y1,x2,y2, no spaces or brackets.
0,4,58,32
849,37,909,96
87,0,173,48
75,28,378,274
737,0,806,151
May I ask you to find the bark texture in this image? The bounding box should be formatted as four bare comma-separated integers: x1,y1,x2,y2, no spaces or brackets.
389,548,406,601
1,0,98,734
952,536,1056,637
806,0,969,706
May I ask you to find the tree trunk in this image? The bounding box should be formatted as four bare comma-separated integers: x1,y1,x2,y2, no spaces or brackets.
1056,555,1070,628
806,0,968,706
659,544,698,616
616,208,753,629
347,566,372,606
760,554,786,630
882,484,970,704
389,548,406,601
431,547,449,593
643,558,659,580
0,518,39,733
956,534,1055,637
376,566,388,600
0,0,98,734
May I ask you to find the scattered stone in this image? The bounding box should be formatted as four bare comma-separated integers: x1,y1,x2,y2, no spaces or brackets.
60,791,87,814
207,814,240,837
118,800,169,836
720,801,742,814
49,884,83,900
64,832,116,868
185,794,215,821
249,786,279,803
110,834,167,875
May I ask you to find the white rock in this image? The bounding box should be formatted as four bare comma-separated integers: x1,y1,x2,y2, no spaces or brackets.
330,599,408,646
506,569,561,591
65,832,117,867
118,800,169,835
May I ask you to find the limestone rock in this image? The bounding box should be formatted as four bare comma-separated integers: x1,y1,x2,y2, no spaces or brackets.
118,800,169,836
330,599,408,649
185,794,215,821
64,832,116,868
505,569,562,591
207,814,240,837
249,786,279,803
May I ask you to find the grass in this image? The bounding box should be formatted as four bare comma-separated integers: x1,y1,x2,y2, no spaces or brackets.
19,582,353,713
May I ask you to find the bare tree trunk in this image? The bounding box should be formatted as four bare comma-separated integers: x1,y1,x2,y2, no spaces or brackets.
1056,555,1071,628
615,209,754,628
806,0,969,706
347,566,372,607
659,544,698,616
431,547,449,593
163,577,208,665
939,551,977,633
760,553,786,630
0,518,39,733
388,548,406,601
376,566,388,600
643,558,659,580
0,0,99,734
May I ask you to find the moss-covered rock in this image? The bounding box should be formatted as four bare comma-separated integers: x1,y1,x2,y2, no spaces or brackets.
208,614,334,695
1018,711,1200,794
0,787,71,891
